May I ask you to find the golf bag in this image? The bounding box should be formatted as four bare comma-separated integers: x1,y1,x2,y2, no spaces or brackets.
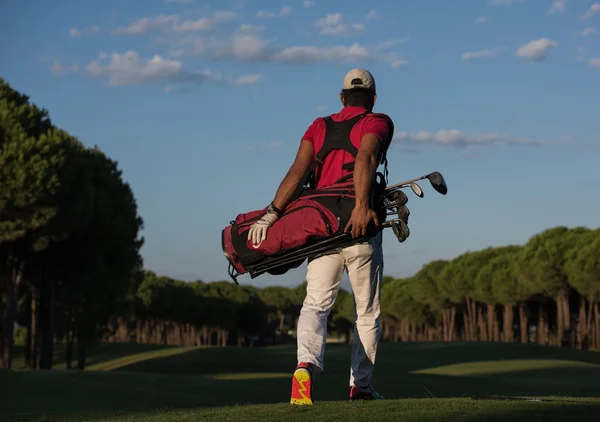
222,111,398,283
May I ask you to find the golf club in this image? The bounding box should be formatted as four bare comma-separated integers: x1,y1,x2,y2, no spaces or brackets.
385,171,448,195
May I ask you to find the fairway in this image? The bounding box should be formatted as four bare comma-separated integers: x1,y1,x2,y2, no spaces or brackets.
2,342,600,421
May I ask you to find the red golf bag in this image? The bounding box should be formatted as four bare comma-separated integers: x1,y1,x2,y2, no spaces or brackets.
222,176,387,280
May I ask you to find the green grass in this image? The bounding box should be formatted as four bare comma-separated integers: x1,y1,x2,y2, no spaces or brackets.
2,341,600,421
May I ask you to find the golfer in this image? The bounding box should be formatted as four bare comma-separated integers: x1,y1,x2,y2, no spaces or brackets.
247,68,394,404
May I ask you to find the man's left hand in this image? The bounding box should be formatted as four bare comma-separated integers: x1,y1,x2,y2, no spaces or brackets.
344,204,380,238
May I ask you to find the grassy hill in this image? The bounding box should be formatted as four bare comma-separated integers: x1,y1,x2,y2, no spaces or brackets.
2,342,600,421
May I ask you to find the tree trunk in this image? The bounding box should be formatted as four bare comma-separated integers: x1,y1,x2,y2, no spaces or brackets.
0,291,4,369
31,288,39,368
2,258,23,370
503,304,514,343
536,303,548,345
222,330,228,346
450,306,457,341
25,290,32,368
594,302,600,350
279,311,285,332
66,310,73,369
519,303,528,344
578,297,588,350
555,292,571,347
442,310,448,342
470,298,478,340
66,330,74,370
39,272,56,370
478,306,487,342
555,295,563,346
77,337,87,370
202,326,209,345
486,304,495,342
462,308,470,341
563,294,574,347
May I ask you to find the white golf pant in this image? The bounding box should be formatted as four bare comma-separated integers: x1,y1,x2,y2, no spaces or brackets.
296,232,383,388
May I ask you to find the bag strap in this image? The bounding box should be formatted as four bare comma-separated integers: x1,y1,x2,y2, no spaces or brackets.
289,111,394,202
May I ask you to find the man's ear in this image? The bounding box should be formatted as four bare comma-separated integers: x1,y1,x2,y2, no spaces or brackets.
339,92,345,106
373,93,377,106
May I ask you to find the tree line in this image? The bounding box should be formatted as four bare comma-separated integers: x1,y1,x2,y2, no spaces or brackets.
2,78,599,373
100,225,599,354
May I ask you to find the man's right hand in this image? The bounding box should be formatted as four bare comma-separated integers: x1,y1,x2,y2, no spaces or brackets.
248,212,279,247
344,203,380,238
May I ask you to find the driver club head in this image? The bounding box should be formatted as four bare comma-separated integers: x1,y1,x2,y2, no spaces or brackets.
426,171,448,195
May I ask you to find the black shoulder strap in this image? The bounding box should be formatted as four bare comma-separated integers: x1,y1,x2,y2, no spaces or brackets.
288,111,373,203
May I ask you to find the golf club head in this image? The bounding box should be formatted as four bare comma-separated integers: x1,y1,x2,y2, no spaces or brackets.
384,190,408,206
426,171,448,195
391,219,410,242
411,183,424,198
397,205,410,223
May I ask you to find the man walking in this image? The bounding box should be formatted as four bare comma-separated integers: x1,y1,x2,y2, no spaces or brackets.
247,69,394,404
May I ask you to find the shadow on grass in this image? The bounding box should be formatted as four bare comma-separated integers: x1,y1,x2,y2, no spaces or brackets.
2,342,600,420
10,342,180,371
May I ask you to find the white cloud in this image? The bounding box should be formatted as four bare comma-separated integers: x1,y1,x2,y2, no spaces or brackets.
577,46,587,62
582,3,600,20
474,16,488,24
580,27,597,36
590,58,600,69
365,10,380,20
515,38,557,61
393,129,556,151
462,47,504,60
84,50,221,86
321,23,365,35
112,10,237,35
315,13,342,27
233,73,263,86
172,27,403,68
390,59,408,68
273,43,372,64
49,60,79,75
256,11,276,18
213,11,238,21
112,14,179,35
303,1,315,7
314,13,365,36
375,37,409,50
69,25,100,38
257,6,292,19
548,0,566,14
173,17,216,32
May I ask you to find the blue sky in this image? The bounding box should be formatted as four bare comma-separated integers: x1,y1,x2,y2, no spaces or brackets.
1,0,599,289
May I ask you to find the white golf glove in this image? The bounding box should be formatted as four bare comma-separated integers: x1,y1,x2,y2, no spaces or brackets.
248,212,279,247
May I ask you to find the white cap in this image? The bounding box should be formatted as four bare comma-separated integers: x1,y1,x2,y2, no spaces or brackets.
342,68,376,92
